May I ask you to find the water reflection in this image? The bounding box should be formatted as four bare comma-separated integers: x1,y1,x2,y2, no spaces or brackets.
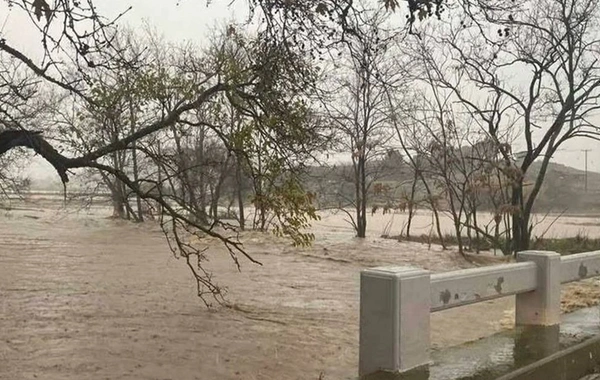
513,325,560,367
361,306,600,380
361,366,429,380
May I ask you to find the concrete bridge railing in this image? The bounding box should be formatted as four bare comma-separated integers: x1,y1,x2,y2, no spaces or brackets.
359,250,600,378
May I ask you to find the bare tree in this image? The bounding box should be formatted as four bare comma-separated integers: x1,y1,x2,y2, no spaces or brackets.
411,0,600,253
322,7,404,238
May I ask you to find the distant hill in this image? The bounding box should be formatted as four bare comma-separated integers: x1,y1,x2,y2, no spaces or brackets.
304,159,600,215
527,161,600,214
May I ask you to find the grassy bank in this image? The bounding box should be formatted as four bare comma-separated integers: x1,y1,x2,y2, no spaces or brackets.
388,232,600,256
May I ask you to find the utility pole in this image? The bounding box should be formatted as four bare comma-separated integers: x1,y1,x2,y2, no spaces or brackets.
583,149,591,192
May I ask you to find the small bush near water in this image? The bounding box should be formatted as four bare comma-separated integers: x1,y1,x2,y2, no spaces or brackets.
531,232,600,255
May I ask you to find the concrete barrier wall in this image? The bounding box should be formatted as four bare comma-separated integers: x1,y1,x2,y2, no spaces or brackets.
359,250,600,379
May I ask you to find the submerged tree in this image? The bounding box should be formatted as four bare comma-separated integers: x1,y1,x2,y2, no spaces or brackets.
0,1,328,304
321,6,405,238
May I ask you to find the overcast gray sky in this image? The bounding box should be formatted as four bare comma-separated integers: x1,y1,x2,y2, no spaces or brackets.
1,0,247,53
1,0,600,185
0,0,246,184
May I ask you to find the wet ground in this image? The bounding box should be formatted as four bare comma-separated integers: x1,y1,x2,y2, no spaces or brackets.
430,306,600,380
1,199,600,380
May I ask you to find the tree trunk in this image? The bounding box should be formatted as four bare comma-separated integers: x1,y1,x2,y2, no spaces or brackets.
355,155,367,238
156,140,164,216
513,146,556,255
259,199,267,231
196,129,207,222
465,212,473,251
414,162,445,248
236,158,245,231
454,220,465,256
406,168,419,239
472,207,480,254
108,144,126,218
171,126,203,224
511,184,529,254
128,95,143,222
122,180,132,220
210,156,231,223
431,201,445,249
446,188,465,256
111,183,125,218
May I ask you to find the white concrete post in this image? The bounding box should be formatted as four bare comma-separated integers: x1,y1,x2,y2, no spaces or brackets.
359,266,431,378
515,251,561,326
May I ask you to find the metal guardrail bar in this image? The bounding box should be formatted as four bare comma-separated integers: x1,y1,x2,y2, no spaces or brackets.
430,262,538,312
561,251,600,284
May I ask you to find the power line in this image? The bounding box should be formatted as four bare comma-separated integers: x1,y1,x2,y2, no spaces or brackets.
556,148,594,191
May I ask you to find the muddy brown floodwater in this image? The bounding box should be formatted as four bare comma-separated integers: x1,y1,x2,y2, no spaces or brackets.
1,199,600,380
